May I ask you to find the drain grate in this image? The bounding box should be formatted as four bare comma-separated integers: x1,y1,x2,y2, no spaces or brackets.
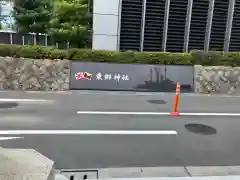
60,169,98,180
185,123,217,135
147,100,166,104
0,102,18,109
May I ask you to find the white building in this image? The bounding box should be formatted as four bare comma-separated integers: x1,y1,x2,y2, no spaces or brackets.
0,0,14,30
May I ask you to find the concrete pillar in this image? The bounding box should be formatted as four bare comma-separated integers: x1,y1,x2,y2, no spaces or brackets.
224,0,235,52
162,0,170,52
140,0,147,52
183,0,193,52
204,0,215,51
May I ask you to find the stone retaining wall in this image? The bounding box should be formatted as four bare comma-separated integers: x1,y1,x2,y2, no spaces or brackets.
0,56,239,94
0,57,70,91
195,65,240,94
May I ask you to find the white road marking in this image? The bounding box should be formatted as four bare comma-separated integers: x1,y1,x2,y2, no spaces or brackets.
0,137,23,140
0,98,53,104
77,111,170,115
0,98,48,102
77,111,240,116
0,130,178,135
179,112,240,116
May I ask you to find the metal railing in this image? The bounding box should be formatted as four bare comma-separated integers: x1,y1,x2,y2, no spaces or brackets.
0,30,50,46
0,30,72,48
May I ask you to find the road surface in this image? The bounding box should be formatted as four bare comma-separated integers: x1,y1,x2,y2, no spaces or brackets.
0,91,240,169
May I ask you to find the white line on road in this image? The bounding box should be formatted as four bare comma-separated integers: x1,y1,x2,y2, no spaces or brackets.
0,98,48,102
77,111,240,116
0,137,23,140
77,111,170,115
179,112,240,116
0,98,53,104
0,130,178,135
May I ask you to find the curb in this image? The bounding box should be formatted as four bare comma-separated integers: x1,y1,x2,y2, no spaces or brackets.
1,90,240,98
58,166,240,179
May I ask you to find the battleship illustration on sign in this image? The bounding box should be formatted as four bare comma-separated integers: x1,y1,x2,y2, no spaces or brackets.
136,66,192,92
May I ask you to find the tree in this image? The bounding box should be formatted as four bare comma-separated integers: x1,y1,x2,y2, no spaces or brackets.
50,0,92,48
13,0,53,42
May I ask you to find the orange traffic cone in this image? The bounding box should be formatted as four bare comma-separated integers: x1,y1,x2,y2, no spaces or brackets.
170,81,180,116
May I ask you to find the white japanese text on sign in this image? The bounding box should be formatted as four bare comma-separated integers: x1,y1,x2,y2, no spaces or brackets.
96,73,129,81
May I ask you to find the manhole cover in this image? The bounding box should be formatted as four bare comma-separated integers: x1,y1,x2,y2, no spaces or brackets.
148,100,166,104
0,102,19,109
185,123,217,135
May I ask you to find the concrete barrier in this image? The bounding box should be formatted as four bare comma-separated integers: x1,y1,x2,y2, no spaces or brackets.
0,147,55,180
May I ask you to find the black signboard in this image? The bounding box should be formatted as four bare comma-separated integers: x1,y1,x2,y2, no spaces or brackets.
70,62,194,92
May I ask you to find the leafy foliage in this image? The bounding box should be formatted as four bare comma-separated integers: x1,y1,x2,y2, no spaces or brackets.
13,0,53,44
12,0,92,47
50,0,92,48
1,44,239,66
0,43,214,65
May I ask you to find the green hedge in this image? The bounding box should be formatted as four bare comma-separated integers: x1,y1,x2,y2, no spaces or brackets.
0,43,239,66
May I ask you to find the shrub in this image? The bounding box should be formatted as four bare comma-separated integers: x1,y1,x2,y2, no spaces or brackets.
0,43,239,66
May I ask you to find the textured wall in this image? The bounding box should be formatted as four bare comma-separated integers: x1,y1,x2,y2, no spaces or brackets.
195,65,240,94
1,56,240,94
0,57,70,91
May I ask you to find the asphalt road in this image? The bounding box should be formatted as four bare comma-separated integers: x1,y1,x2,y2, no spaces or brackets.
0,91,240,169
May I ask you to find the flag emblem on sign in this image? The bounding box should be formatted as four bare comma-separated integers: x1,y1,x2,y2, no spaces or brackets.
75,72,92,80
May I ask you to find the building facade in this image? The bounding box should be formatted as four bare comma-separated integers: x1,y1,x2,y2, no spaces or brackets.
0,0,14,30
92,0,239,52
